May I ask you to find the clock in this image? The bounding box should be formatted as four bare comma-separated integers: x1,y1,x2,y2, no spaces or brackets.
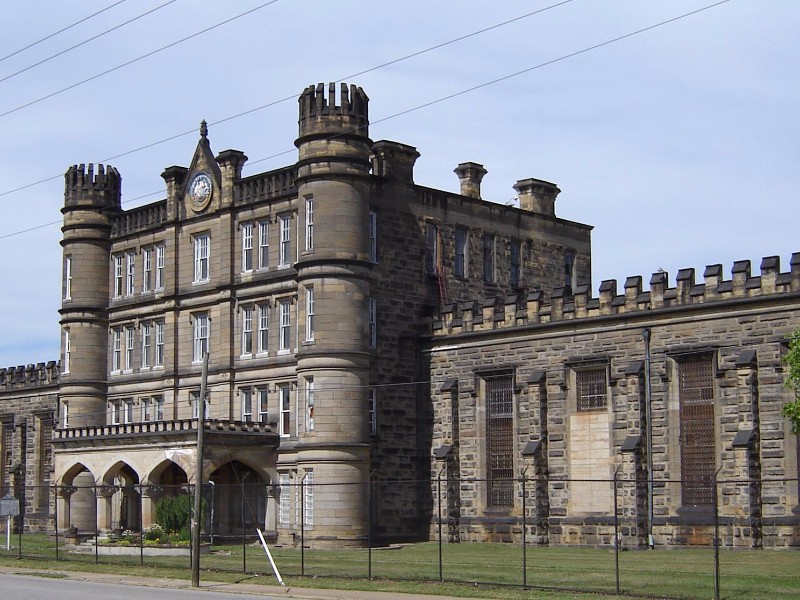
188,172,213,211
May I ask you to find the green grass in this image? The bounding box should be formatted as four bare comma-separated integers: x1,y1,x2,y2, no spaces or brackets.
1,535,798,599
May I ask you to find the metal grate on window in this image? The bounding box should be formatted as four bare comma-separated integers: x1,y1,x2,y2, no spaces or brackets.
576,368,607,411
486,374,513,507
679,357,715,507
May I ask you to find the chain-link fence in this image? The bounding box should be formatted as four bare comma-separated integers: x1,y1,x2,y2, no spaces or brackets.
1,477,798,599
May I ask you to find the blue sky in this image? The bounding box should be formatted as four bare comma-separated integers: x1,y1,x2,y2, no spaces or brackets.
0,0,798,367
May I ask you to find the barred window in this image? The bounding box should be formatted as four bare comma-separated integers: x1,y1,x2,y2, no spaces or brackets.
486,374,513,508
576,368,607,411
679,356,715,508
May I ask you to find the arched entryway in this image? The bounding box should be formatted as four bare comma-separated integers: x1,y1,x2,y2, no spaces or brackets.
57,463,96,533
142,460,190,531
207,461,268,537
100,462,141,533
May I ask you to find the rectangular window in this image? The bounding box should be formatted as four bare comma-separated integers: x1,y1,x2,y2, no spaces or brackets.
155,320,165,367
63,255,72,300
241,388,253,422
191,390,210,420
126,251,136,296
143,395,165,421
305,287,314,342
279,384,290,437
486,374,513,508
257,304,269,354
110,401,120,425
510,239,521,287
564,252,575,289
142,247,153,292
194,233,210,283
369,387,377,435
241,306,253,356
142,397,152,422
279,214,291,267
122,399,134,424
258,221,269,270
154,395,164,420
112,328,122,372
679,356,715,508
368,297,377,349
303,471,314,527
258,387,269,424
63,329,71,374
483,234,496,284
369,210,378,262
142,322,152,368
113,254,124,298
61,402,69,428
279,474,290,526
241,222,253,272
279,300,291,353
305,378,314,432
305,197,314,251
193,313,209,363
155,244,166,290
576,368,608,411
424,222,438,274
124,326,134,371
454,229,467,278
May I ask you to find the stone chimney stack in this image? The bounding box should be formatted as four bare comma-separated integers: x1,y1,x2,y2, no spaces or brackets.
513,178,561,217
454,162,487,199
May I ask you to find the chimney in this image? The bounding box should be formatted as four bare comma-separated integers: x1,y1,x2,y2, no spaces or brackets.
513,178,560,217
454,162,487,199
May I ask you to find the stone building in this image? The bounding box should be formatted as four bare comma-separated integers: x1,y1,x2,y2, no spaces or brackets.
49,82,590,545
0,362,59,532
2,80,797,548
429,255,800,547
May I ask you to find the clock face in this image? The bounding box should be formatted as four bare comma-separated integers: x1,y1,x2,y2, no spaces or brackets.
189,173,213,211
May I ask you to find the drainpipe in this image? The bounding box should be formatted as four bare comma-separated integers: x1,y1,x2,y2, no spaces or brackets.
642,328,654,549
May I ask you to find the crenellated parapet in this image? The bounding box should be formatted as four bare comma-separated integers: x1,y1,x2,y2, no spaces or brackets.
0,361,60,389
64,163,121,209
297,82,369,140
433,252,800,335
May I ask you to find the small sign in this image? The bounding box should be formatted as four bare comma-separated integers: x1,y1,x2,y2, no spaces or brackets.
0,495,19,517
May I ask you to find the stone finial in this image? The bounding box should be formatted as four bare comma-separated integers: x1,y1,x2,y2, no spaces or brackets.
454,162,487,199
200,120,208,139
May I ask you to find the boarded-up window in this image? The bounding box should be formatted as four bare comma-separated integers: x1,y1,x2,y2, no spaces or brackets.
679,356,715,507
486,374,513,507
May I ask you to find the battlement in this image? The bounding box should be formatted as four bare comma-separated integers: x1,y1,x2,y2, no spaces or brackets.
433,252,800,335
0,361,60,390
298,82,369,139
64,163,121,208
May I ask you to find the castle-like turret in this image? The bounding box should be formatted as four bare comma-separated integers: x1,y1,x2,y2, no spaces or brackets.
60,164,121,427
293,83,373,546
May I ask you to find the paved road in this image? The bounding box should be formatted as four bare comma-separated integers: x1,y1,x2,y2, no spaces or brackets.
0,569,462,600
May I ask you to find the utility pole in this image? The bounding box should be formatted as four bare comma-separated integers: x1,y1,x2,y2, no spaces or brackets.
191,352,209,587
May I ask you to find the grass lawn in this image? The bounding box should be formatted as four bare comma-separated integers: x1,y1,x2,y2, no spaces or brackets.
1,535,797,599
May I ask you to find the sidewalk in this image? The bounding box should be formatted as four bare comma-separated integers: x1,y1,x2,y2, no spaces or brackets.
0,565,467,600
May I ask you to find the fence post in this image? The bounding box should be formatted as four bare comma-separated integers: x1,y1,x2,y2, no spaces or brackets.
94,484,99,564
138,484,144,566
521,467,528,589
53,485,59,562
300,475,305,577
437,465,445,582
713,468,722,600
614,465,621,595
242,473,251,573
368,477,373,580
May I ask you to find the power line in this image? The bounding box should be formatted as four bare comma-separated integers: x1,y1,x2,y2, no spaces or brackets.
0,0,127,64
0,0,576,199
0,0,731,240
0,0,282,120
0,0,178,86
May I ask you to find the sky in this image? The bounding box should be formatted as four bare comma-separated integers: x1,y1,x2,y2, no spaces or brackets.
0,0,797,368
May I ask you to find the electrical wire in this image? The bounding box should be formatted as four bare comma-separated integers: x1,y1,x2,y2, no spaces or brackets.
0,0,731,242
0,0,127,64
0,0,282,120
0,0,178,86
